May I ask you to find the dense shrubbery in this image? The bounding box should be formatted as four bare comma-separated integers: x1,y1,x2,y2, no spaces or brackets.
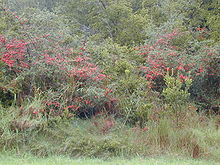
0,8,114,119
0,0,219,161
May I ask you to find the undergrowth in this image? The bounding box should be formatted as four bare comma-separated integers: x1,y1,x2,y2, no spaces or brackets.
1,104,220,161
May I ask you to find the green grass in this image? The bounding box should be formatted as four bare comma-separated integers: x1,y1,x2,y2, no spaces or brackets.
1,106,220,161
0,156,219,165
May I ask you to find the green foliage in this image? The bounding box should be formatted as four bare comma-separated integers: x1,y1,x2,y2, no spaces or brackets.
1,156,220,165
162,72,192,106
88,39,132,73
1,112,220,160
170,31,194,50
205,1,220,42
114,13,148,46
114,60,134,76
5,0,62,11
0,0,219,161
162,71,192,125
113,67,154,127
21,8,71,36
142,0,168,26
0,7,20,36
63,0,149,46
0,62,17,107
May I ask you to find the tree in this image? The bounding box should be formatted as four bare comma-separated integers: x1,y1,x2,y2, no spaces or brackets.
63,0,149,46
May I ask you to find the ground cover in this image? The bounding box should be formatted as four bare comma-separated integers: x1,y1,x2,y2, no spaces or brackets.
0,156,219,165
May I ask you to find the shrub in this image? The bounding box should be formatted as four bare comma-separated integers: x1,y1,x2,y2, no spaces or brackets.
0,9,114,118
162,70,192,126
138,30,219,110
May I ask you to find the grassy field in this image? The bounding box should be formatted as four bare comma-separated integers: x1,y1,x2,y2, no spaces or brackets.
0,156,219,165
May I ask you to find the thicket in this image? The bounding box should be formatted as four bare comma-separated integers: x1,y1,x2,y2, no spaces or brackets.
0,0,219,161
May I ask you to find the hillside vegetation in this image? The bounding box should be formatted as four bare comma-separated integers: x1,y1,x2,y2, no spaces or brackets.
0,0,219,162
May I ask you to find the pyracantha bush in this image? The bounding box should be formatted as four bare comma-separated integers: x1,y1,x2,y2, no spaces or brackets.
137,30,219,107
0,9,114,118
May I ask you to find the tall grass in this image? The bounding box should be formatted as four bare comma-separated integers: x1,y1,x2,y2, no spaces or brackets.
1,104,220,161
